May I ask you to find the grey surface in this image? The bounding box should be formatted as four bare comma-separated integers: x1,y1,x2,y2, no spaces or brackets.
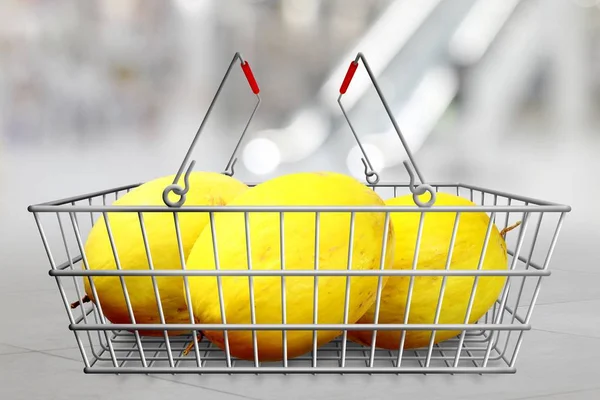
2,119,600,399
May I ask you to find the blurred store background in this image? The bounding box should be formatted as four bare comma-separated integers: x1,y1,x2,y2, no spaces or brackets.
1,2,600,397
1,0,599,260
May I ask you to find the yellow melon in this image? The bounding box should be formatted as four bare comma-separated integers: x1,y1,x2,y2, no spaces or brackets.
348,192,507,350
83,172,248,336
185,171,395,361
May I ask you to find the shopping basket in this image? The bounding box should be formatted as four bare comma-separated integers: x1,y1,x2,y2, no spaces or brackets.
28,52,570,374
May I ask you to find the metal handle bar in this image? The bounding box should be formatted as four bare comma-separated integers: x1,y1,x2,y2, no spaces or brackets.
162,52,261,208
164,51,436,208
338,52,436,207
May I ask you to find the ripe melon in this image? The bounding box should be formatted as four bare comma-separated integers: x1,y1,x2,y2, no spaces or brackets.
83,172,248,336
185,171,395,361
348,192,507,350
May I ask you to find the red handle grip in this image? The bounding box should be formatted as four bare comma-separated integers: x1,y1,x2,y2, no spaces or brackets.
241,61,260,94
340,61,358,94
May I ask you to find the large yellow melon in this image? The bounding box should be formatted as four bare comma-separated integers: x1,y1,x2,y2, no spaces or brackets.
348,192,507,350
185,171,395,361
83,172,248,336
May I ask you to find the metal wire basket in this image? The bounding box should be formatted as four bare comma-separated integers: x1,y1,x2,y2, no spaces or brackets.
28,52,570,375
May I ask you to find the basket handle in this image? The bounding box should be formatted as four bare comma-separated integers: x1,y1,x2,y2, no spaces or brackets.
338,52,436,208
162,52,261,208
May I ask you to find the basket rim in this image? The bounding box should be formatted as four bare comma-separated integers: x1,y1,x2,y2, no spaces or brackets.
26,181,571,213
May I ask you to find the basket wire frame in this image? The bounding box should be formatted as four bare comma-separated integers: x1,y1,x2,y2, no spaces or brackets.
29,183,568,374
28,52,569,374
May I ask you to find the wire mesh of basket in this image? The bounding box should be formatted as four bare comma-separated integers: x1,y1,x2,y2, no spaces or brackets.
27,52,570,375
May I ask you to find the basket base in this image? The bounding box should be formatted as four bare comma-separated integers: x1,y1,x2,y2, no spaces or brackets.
78,330,519,374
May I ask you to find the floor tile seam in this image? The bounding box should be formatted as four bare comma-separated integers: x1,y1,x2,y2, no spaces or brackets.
149,375,267,400
518,297,600,307
508,385,600,400
531,327,600,340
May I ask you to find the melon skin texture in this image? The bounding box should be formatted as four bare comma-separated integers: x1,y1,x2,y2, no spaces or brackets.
348,192,508,350
83,172,248,336
186,171,395,361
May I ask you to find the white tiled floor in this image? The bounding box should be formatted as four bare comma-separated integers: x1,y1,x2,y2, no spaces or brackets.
1,126,599,399
4,329,599,400
0,352,259,400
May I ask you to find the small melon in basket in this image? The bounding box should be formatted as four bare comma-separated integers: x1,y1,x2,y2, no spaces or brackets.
185,171,395,362
347,192,508,350
82,172,248,336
